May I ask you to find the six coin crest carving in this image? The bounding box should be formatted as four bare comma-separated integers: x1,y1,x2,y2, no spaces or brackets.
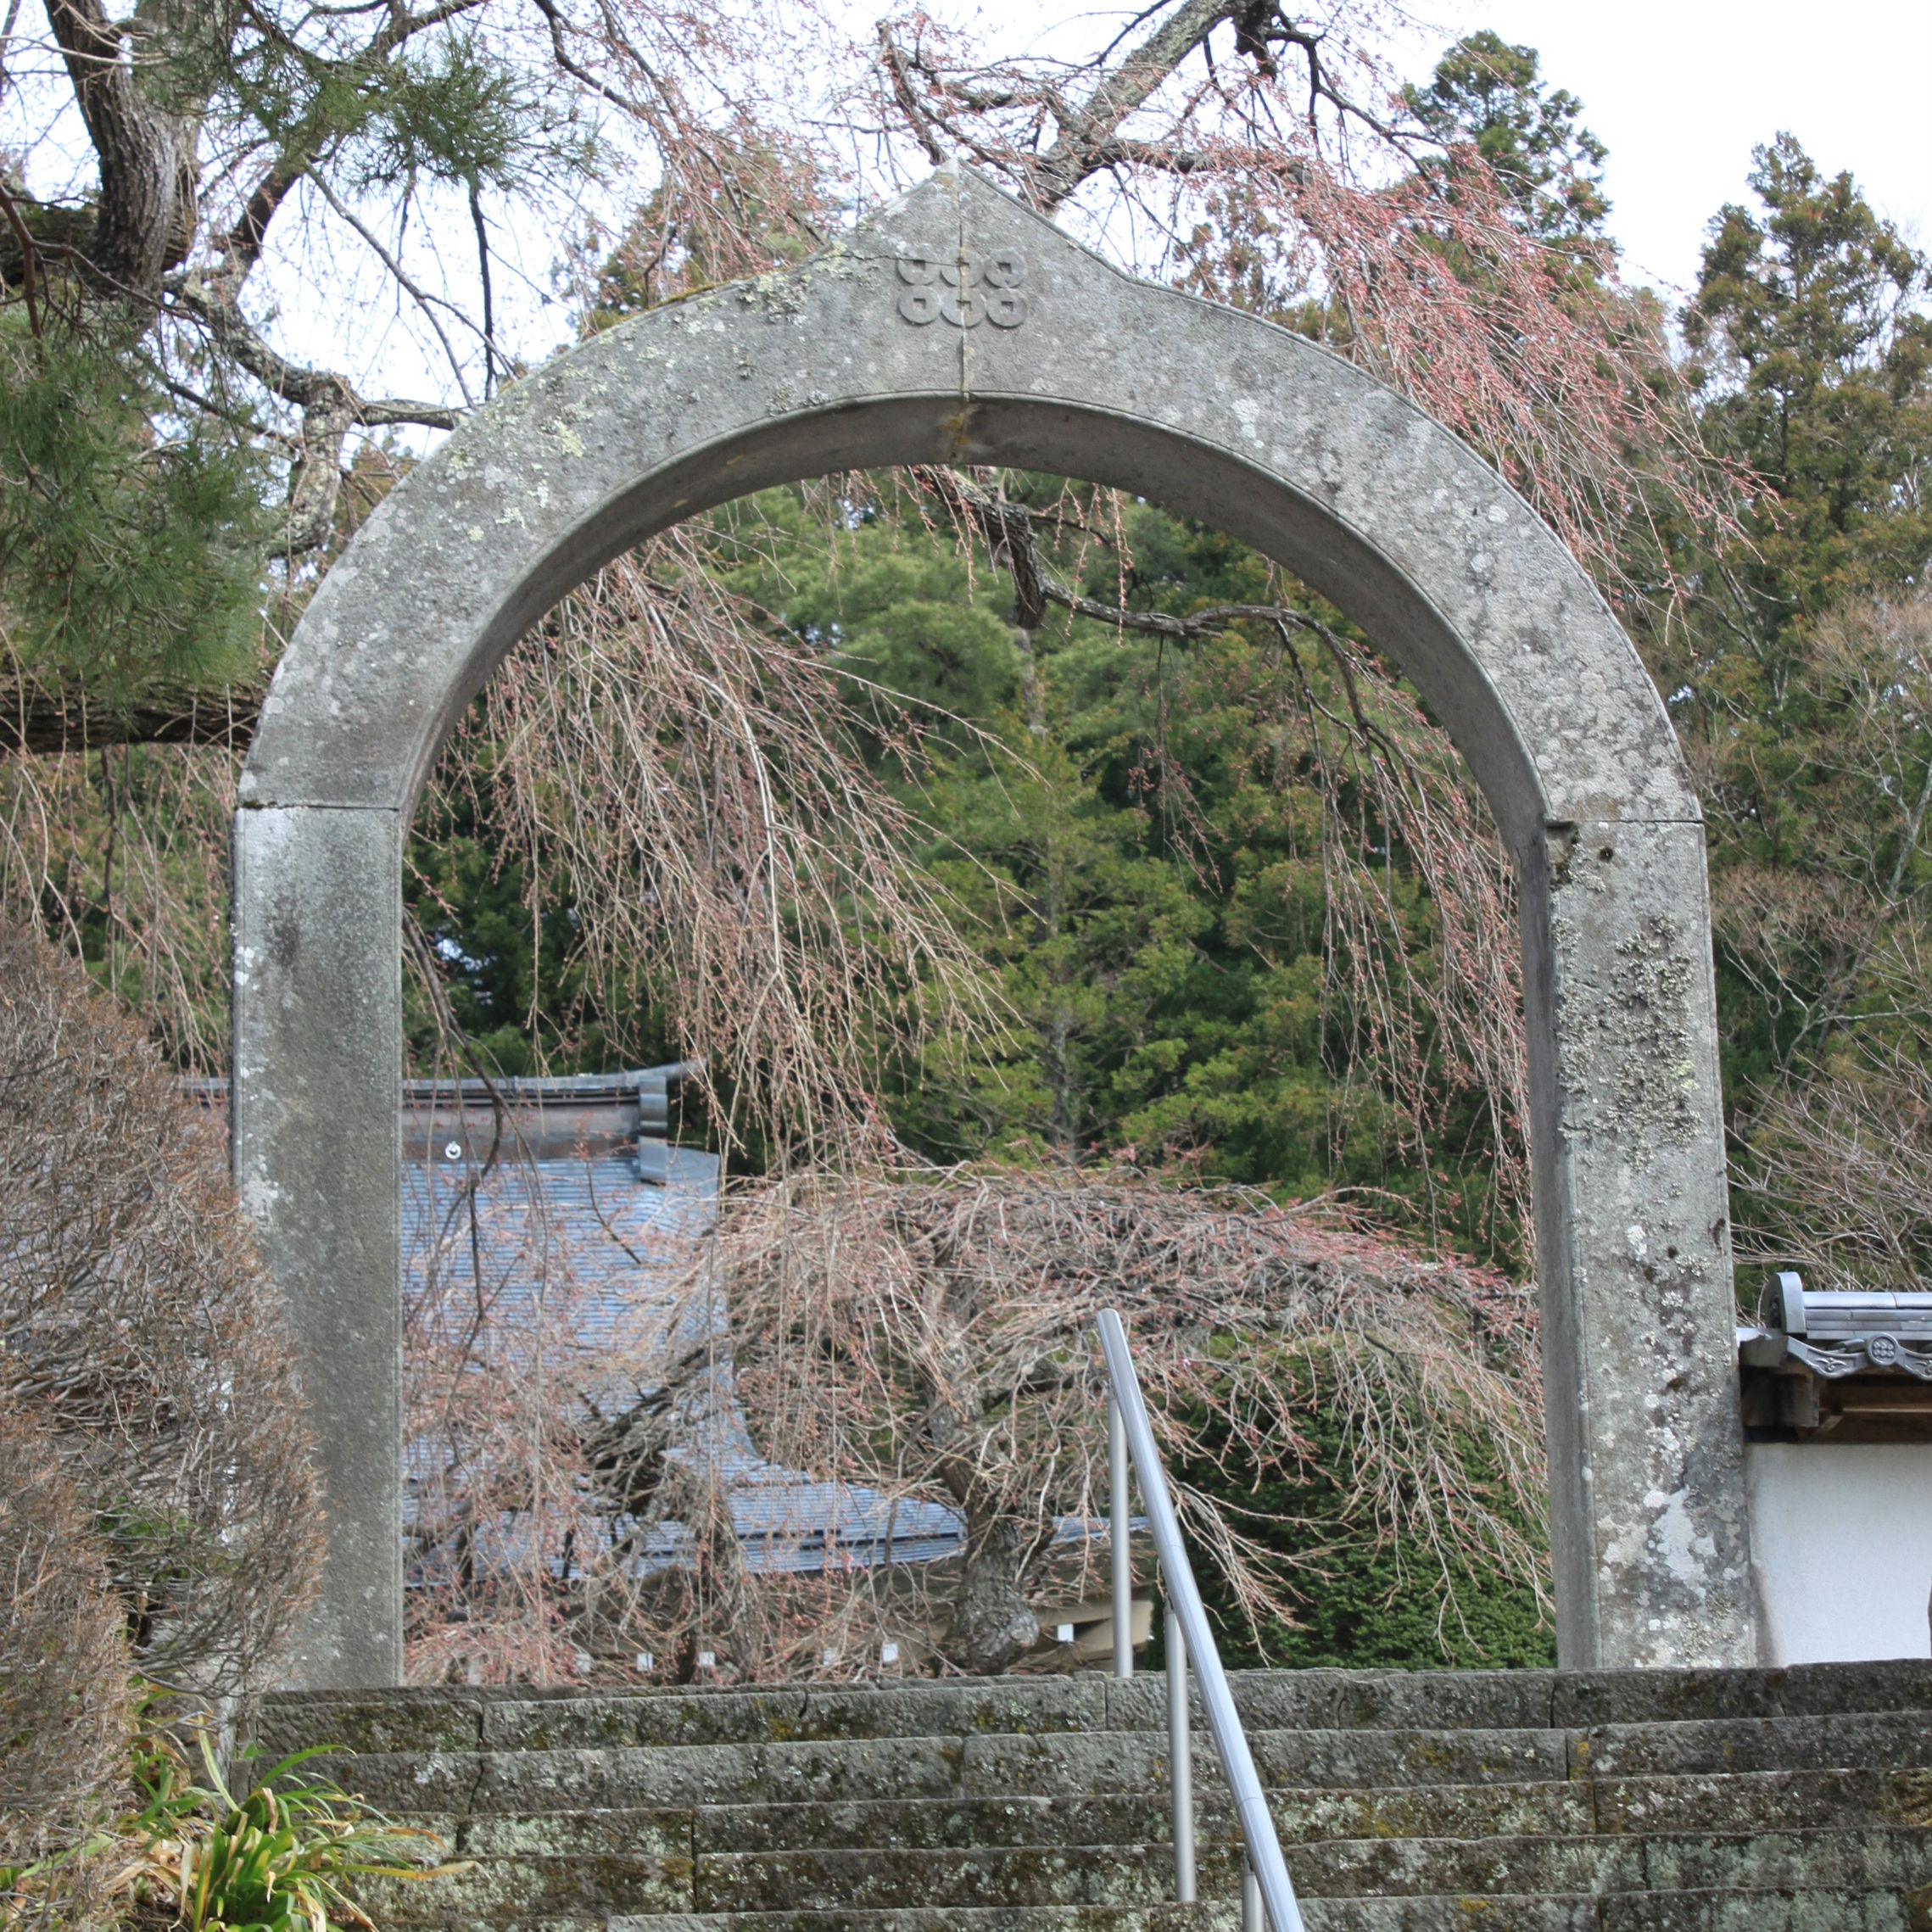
896,248,1027,328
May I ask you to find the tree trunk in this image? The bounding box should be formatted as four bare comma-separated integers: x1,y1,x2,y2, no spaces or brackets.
0,676,262,754
45,0,204,294
946,1509,1040,1674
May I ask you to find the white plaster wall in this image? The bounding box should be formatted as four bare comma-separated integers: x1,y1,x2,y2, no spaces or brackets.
1747,1442,1932,1664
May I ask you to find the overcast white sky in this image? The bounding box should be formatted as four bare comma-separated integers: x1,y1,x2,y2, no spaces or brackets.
183,0,1932,418
947,0,1931,297
1429,0,1931,296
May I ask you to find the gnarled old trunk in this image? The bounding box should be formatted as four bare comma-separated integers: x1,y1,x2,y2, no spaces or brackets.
923,1337,1042,1674
946,1506,1040,1675
45,1,214,297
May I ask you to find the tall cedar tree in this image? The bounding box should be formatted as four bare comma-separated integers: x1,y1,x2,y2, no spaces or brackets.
1638,138,1932,1136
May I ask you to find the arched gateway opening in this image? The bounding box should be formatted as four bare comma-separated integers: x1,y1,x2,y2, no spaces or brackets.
234,165,1751,1688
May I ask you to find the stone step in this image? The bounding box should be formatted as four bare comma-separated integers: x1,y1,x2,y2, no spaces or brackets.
360,1827,1932,1925
1596,1893,1921,1932
366,1899,1220,1932
260,1661,1932,1762
286,1673,1932,1932
702,1768,1932,1851
355,1885,1930,1932
332,1710,1932,1820
624,1911,1223,1932
397,1765,1929,1862
1574,1712,1932,1781
692,1787,1589,1853
1312,1900,1919,1932
336,1732,1541,1817
1592,1767,1932,1837
701,1830,1932,1912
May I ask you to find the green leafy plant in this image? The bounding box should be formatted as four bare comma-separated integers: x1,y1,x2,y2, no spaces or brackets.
126,1731,463,1932
3,1711,465,1932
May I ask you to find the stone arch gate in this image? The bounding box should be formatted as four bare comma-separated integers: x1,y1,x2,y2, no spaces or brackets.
234,165,1753,1689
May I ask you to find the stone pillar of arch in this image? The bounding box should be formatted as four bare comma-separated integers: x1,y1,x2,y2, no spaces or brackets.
233,165,1753,1686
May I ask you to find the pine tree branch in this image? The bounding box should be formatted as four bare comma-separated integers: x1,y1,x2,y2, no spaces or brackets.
0,673,263,754
220,0,492,281
167,282,461,556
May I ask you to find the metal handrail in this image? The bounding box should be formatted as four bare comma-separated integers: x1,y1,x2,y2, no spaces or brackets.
1097,1308,1306,1932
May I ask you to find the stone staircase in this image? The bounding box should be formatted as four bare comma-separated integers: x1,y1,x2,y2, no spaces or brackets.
251,1663,1932,1932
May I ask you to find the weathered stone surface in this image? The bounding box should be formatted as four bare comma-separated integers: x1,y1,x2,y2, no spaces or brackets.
333,1747,483,1814
235,164,1744,1682
1552,1662,1932,1728
1295,1909,1598,1932
273,1668,1932,1932
688,1784,1590,1855
1572,1712,1932,1780
695,1843,1188,1915
1594,1769,1922,1836
256,1664,1932,1769
360,1851,694,1924
1248,1730,1571,1793
1598,1890,1914,1932
695,1797,1162,1856
1524,821,1747,1670
232,804,402,1689
1286,1834,1643,1899
1247,1672,1560,1735
1635,1829,1932,1892
252,1689,483,1759
473,1738,976,1812
627,1911,1226,1932
482,1681,1107,1753
696,1838,1793,1912
457,1812,696,1860
613,1906,1918,1932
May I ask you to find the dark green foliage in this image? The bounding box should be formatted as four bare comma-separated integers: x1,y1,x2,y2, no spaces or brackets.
1405,31,1610,248
405,756,680,1080
0,3,599,728
221,13,591,198
1149,1395,1555,1672
408,474,1515,1248
0,323,263,697
697,481,1512,1248
1636,141,1932,1131
345,34,588,193
1684,134,1931,653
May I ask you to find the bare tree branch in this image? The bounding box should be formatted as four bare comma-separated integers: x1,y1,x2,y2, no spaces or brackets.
171,281,462,424
1025,0,1236,209
302,169,480,406
926,464,1330,642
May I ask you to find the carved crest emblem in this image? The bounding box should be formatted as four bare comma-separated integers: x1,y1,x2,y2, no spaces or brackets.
896,248,1028,328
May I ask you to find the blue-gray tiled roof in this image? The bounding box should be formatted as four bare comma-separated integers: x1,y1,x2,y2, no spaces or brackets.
400,1131,968,1578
